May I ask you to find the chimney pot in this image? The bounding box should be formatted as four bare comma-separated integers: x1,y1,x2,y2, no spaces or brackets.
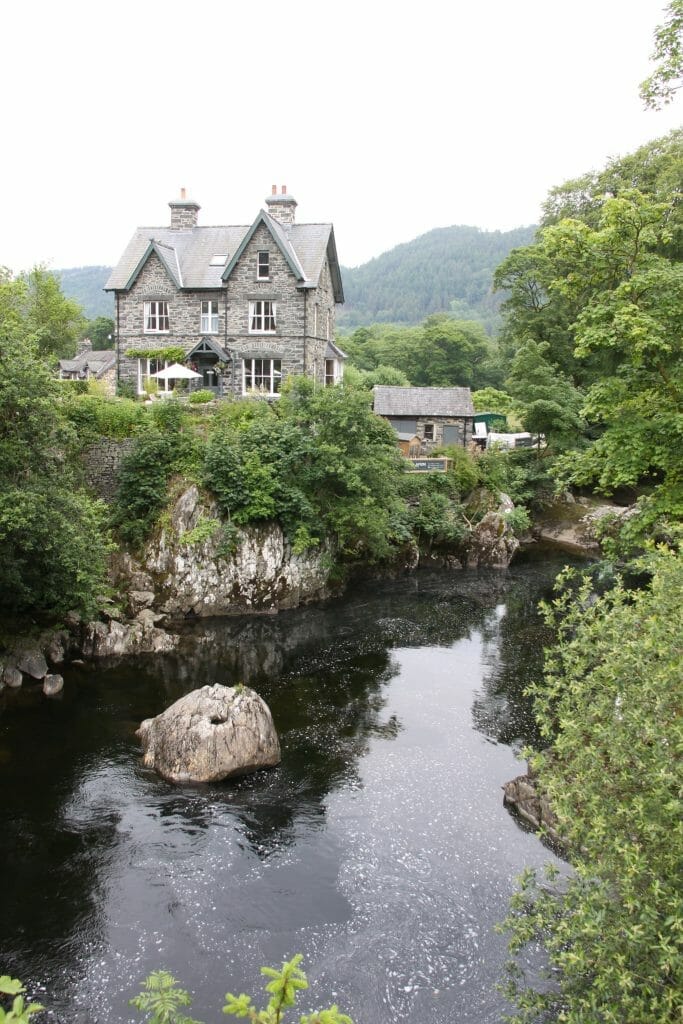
271,184,277,195
282,185,287,195
180,187,186,200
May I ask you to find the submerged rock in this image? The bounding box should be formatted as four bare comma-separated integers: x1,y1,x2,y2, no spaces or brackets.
136,684,281,784
503,771,563,849
43,674,64,696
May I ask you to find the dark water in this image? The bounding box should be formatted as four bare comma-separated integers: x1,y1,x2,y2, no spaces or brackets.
0,560,570,1023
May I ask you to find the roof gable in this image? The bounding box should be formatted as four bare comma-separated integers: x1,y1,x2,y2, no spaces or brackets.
222,210,305,283
373,386,474,418
124,240,182,290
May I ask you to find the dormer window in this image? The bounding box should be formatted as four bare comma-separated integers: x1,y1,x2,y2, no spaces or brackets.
257,251,270,280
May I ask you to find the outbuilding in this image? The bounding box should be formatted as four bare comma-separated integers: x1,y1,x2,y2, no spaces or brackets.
373,385,475,449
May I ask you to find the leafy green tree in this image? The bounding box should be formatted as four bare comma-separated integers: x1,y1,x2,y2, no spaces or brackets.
543,192,683,539
471,387,515,414
495,130,683,387
640,0,683,109
0,288,111,620
506,340,584,452
21,266,85,359
81,315,115,348
502,546,683,1024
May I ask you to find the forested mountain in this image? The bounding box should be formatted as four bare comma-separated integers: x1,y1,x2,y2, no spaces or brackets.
57,266,114,318
339,224,537,331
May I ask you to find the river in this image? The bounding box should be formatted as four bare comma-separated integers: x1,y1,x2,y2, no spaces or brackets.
0,557,570,1023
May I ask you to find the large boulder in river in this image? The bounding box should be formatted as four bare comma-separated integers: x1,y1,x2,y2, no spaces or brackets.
136,684,281,784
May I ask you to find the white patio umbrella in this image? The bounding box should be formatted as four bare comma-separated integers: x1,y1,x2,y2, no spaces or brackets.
151,362,202,392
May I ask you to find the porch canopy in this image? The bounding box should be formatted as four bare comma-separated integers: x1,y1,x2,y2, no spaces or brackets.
151,362,202,392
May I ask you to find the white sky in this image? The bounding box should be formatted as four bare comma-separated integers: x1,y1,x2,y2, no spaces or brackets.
1,0,680,272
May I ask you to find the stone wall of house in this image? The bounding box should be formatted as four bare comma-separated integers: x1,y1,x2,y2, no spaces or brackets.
116,252,226,390
417,416,472,449
224,221,306,392
304,255,337,383
114,230,338,395
81,438,136,502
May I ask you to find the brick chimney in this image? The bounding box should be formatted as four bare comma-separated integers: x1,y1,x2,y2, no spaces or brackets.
169,188,200,230
265,184,297,226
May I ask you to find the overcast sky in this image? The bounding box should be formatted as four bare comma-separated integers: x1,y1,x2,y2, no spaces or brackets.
1,0,680,273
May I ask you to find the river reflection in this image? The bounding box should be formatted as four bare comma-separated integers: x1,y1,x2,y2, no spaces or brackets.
0,560,571,1024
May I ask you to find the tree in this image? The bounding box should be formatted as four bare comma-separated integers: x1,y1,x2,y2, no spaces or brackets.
506,340,584,452
640,0,683,109
544,191,683,538
21,266,85,360
0,289,110,620
81,316,115,348
502,546,683,1024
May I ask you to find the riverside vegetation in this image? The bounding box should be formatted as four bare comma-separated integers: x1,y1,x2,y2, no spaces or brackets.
1,24,682,1015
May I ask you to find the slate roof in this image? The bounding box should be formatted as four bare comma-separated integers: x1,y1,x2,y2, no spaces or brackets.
105,211,344,301
373,386,474,417
59,349,116,377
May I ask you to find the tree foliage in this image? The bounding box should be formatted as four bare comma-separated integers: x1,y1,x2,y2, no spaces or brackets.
0,289,111,621
341,313,497,389
640,0,683,109
502,546,683,1023
339,223,536,331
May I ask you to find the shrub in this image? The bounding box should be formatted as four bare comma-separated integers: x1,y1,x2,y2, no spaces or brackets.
188,389,215,405
131,955,352,1024
501,546,683,1024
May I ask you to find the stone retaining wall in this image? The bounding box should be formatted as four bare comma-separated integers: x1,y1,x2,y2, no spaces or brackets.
81,438,136,502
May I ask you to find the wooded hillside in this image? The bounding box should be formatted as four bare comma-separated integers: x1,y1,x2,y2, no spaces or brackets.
339,224,536,331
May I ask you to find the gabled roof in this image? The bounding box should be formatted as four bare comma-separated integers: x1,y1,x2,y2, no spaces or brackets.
222,210,305,283
373,386,474,418
59,349,116,376
186,337,230,361
105,213,344,301
123,239,183,290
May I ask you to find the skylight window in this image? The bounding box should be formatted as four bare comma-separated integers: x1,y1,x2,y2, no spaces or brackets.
209,254,228,266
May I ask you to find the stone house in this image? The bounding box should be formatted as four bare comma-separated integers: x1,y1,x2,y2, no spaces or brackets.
59,340,117,395
373,385,475,449
105,187,345,397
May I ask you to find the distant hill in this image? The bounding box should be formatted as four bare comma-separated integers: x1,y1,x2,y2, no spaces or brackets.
56,266,114,319
339,224,537,333
56,223,537,328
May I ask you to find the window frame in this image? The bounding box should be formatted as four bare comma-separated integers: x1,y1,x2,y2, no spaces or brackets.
143,300,169,334
249,300,277,334
136,357,168,395
242,357,282,397
256,251,270,280
423,423,435,442
200,300,219,334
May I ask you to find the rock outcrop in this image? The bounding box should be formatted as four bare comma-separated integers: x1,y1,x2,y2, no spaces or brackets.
136,684,281,784
465,492,520,569
534,498,637,558
115,485,335,618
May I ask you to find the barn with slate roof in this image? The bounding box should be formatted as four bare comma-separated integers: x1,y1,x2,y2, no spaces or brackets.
373,385,475,449
105,187,345,397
